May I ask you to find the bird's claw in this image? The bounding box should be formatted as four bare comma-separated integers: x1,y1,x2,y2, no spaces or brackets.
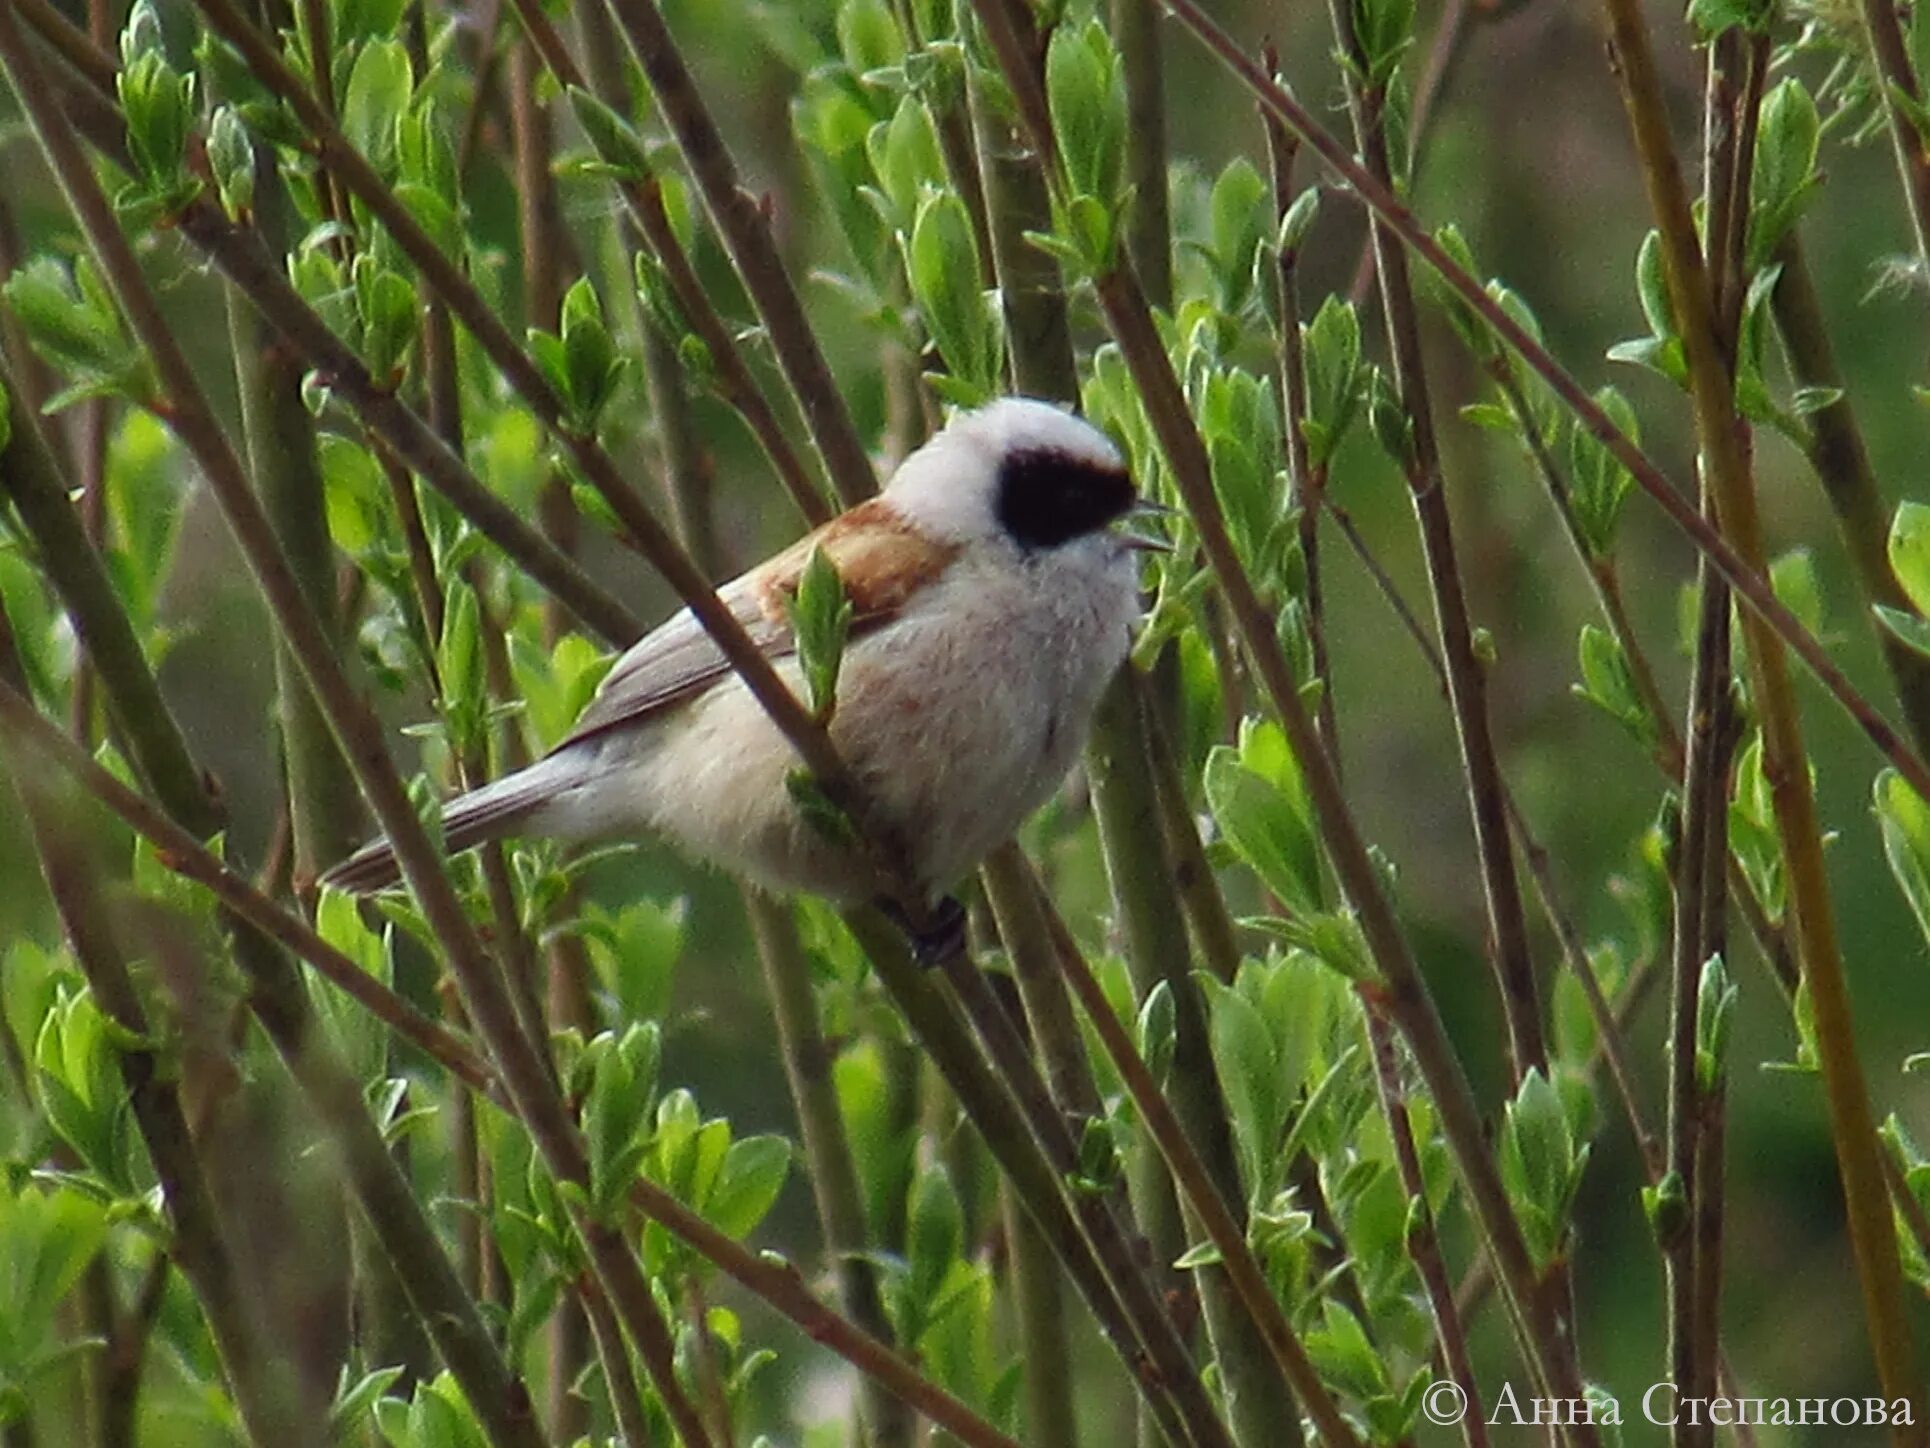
878,895,967,968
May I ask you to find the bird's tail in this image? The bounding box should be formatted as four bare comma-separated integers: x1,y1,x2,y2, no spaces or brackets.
319,755,578,894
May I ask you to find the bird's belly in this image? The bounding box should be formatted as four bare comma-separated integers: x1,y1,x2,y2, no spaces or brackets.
631,567,1131,901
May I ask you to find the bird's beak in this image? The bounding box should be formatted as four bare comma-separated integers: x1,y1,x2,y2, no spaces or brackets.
1118,497,1176,552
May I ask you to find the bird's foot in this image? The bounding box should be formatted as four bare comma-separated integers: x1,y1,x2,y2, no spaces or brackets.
878,895,967,968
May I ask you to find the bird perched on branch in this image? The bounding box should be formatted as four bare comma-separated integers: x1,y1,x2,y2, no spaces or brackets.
323,397,1160,956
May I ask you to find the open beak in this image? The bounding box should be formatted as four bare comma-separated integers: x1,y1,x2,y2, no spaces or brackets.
1118,497,1177,552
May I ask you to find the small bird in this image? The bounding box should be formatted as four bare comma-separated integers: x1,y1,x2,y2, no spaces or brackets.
322,398,1156,941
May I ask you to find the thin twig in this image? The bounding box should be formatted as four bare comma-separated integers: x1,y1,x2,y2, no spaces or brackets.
1152,0,1930,809
1594,0,1925,1423
1326,0,1545,1086
599,0,876,507
1770,229,1930,762
1366,1021,1489,1448
1036,900,1359,1448
495,0,833,526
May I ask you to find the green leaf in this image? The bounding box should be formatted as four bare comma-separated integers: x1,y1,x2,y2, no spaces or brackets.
788,547,854,721
1045,20,1124,204
2,256,146,404
706,1136,791,1238
1770,548,1824,636
866,95,943,230
837,0,903,73
1877,603,1930,659
1636,229,1675,341
558,277,622,431
207,106,256,220
1276,186,1321,259
1749,79,1821,268
1499,1067,1586,1265
567,86,651,182
907,192,998,401
342,40,413,174
118,50,197,191
1203,743,1322,915
1876,769,1930,947
1198,974,1283,1192
437,580,484,754
1208,157,1268,310
1299,297,1362,469
1305,1298,1390,1401
1573,623,1652,743
0,376,10,455
1352,0,1415,87
1694,954,1737,1093
1568,387,1639,556
905,1163,962,1315
354,256,418,383
1890,501,1930,615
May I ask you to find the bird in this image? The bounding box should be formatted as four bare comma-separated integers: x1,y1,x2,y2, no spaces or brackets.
321,397,1159,949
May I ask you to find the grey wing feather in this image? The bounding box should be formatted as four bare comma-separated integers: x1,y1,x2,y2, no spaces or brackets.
561,578,795,747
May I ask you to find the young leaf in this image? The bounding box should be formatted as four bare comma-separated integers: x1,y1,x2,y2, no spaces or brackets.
342,40,413,175
1876,769,1930,947
1889,500,1930,615
788,547,853,721
1044,20,1124,205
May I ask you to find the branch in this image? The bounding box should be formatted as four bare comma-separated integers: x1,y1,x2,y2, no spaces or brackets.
494,0,833,526
1152,0,1930,810
1594,0,1924,1421
1036,898,1357,1448
599,0,876,507
1770,229,1930,761
1326,0,1544,1084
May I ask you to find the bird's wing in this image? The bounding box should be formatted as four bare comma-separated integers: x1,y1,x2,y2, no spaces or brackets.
559,499,960,748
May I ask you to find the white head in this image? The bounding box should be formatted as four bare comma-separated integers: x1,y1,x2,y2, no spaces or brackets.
883,398,1136,549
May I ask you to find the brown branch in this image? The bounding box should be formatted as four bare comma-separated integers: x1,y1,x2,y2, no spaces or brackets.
599,0,875,507
1326,0,1545,1086
1152,0,1930,810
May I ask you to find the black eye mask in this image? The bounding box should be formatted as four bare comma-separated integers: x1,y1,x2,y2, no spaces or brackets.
994,448,1137,550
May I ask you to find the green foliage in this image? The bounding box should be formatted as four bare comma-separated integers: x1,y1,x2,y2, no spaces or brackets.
0,1181,109,1425
530,277,627,434
1749,79,1822,269
2,256,152,412
1498,1068,1590,1267
117,0,201,223
639,1090,791,1272
1567,387,1639,557
35,987,149,1199
1875,769,1930,946
789,546,854,721
1204,718,1323,915
2,0,1925,1439
1573,623,1654,746
906,192,1002,404
1298,296,1364,470
374,1371,490,1448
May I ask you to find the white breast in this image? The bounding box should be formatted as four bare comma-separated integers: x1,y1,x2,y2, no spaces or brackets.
614,535,1142,902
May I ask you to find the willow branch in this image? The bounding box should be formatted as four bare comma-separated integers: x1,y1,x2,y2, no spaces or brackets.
1595,0,1924,1421
844,910,1206,1448
1152,0,1930,809
494,0,833,526
1327,0,1544,1085
599,0,876,507
0,645,315,1448
0,356,220,836
1770,230,1930,762
1087,254,1599,1444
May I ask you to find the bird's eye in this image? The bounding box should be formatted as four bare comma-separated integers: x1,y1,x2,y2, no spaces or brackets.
995,449,1136,549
